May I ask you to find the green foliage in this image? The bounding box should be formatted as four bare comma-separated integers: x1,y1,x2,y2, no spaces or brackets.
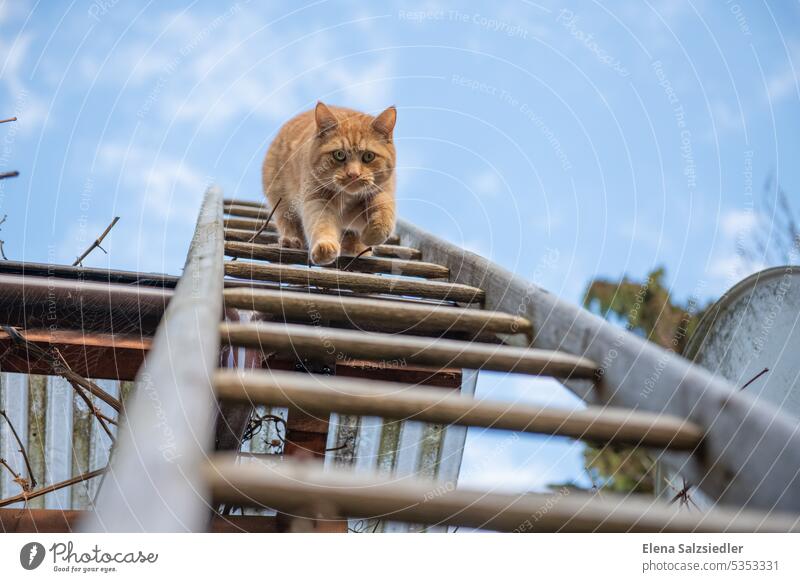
577,267,707,494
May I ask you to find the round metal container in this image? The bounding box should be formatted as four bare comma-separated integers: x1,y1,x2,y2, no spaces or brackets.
684,266,800,419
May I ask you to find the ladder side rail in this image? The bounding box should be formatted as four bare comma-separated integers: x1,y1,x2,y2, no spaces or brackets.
396,218,800,513
81,186,225,532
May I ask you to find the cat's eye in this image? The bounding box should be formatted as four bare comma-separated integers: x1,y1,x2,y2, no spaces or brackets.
332,150,346,162
361,151,375,163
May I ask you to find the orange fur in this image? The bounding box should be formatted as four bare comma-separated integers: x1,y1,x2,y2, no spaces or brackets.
261,102,397,265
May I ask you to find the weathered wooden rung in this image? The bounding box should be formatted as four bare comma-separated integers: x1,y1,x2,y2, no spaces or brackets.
223,216,401,245
204,455,800,532
223,198,268,209
221,321,597,379
225,260,485,304
224,217,278,232
224,203,275,220
371,243,421,260
224,241,449,279
225,228,419,260
214,370,703,449
223,287,530,338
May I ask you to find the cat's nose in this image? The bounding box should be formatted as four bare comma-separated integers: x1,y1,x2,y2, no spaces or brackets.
345,165,361,179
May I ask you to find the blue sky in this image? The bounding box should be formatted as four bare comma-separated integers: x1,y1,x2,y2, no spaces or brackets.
1,0,798,492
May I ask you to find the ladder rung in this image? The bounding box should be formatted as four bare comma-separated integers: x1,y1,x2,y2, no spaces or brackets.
223,198,267,209
224,217,401,245
224,229,420,260
214,370,702,449
224,217,277,232
225,228,279,245
224,204,274,220
224,241,448,279
221,321,597,379
225,260,484,303
223,287,531,338
370,244,421,260
204,455,800,532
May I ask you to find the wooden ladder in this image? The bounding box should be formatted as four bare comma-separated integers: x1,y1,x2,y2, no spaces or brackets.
81,187,800,532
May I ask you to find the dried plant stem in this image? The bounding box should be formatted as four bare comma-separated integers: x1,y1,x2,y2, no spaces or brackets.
0,171,19,180
51,349,116,444
73,216,120,266
0,117,16,124
0,467,106,508
247,198,281,243
0,410,36,489
741,367,769,391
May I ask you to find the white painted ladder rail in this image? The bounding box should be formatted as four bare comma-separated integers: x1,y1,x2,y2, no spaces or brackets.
396,219,800,513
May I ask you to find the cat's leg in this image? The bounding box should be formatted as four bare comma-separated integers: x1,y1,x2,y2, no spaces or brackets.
274,204,306,249
341,230,371,256
304,197,342,265
361,190,396,246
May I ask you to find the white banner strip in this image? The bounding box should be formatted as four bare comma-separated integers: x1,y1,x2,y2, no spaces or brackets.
1,533,798,580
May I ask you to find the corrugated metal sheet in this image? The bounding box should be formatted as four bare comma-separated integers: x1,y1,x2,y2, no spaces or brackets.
0,372,131,510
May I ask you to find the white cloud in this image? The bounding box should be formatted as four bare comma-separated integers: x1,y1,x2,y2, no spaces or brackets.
85,6,396,129
720,208,759,238
469,169,502,197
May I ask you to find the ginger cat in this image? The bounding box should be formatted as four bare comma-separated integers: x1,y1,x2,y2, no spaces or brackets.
262,102,397,265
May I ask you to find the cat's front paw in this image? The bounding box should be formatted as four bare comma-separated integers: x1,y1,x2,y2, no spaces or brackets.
361,222,393,246
310,239,341,265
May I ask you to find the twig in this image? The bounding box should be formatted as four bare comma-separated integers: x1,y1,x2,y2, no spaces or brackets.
72,216,120,266
741,367,769,391
0,241,7,260
0,410,36,489
247,198,281,243
0,117,16,124
342,246,373,271
0,171,19,180
0,458,26,492
50,348,116,444
325,434,355,452
664,476,701,511
1,326,122,412
0,467,106,508
0,215,7,229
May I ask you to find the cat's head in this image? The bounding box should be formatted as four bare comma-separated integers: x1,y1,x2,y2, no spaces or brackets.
310,102,396,197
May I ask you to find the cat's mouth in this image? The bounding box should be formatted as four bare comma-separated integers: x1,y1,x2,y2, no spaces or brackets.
337,177,374,195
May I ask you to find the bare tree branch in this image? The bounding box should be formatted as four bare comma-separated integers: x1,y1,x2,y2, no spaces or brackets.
0,117,17,124
247,198,281,243
0,171,19,180
73,216,120,266
0,467,106,508
0,409,36,489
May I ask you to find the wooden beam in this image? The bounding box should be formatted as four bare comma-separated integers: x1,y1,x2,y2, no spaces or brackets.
83,186,225,532
215,370,704,450
223,287,529,339
0,508,344,533
0,273,169,334
225,260,484,304
396,219,800,512
204,455,800,532
224,241,448,279
221,321,598,379
0,329,148,381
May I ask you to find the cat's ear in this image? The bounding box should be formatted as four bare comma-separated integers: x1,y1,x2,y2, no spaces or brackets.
315,101,338,134
371,105,396,138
